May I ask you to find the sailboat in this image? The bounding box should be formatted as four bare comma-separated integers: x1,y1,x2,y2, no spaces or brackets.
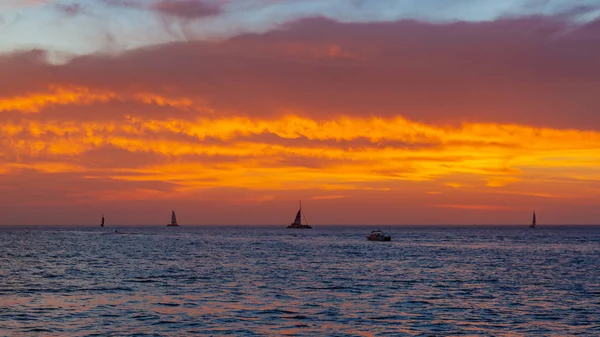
287,201,311,229
100,214,105,227
530,211,536,228
166,210,180,227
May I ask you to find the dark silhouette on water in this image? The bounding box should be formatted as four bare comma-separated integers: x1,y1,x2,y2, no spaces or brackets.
530,210,536,228
100,214,105,227
287,200,311,228
366,229,391,241
167,210,179,227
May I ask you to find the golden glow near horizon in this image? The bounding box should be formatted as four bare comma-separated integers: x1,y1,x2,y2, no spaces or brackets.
1,87,599,199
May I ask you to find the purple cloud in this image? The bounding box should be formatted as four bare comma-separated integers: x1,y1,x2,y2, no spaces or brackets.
152,0,221,19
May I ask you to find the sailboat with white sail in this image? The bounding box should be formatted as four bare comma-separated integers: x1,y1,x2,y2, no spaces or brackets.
530,211,536,228
167,210,180,227
287,201,311,229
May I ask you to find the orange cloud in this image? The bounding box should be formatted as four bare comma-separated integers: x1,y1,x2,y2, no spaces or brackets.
311,195,346,200
486,176,522,187
0,86,207,113
445,182,462,188
491,191,575,199
436,204,522,211
1,101,600,195
0,86,115,113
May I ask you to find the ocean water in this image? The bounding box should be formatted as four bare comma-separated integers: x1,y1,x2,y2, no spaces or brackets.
0,225,598,336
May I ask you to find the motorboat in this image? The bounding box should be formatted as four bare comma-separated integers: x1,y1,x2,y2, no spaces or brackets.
366,230,391,241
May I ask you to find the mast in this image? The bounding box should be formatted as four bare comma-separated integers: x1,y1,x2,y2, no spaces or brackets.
301,200,308,226
299,200,302,225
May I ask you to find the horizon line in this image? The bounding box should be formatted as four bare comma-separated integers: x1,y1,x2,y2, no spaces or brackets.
1,223,599,227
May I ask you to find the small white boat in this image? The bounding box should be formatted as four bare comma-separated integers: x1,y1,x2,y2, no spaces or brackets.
367,230,391,241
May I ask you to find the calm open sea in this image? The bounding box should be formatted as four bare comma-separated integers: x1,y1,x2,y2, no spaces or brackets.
0,225,599,336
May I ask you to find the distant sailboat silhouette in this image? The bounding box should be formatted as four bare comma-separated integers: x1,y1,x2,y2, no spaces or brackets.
287,201,311,229
100,214,105,227
530,211,536,228
167,210,179,227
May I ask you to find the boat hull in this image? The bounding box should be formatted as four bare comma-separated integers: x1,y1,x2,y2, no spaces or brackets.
287,224,312,229
166,224,180,227
366,236,391,241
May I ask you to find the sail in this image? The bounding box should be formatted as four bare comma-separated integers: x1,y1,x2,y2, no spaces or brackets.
287,200,311,228
532,211,536,227
171,210,177,225
292,209,302,225
101,215,105,226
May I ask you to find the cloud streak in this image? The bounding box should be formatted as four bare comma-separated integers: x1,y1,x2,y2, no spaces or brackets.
152,0,221,19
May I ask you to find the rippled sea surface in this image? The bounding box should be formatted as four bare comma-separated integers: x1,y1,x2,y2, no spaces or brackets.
1,225,599,336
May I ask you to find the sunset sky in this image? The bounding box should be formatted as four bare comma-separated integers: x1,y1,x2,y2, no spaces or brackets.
1,0,600,225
